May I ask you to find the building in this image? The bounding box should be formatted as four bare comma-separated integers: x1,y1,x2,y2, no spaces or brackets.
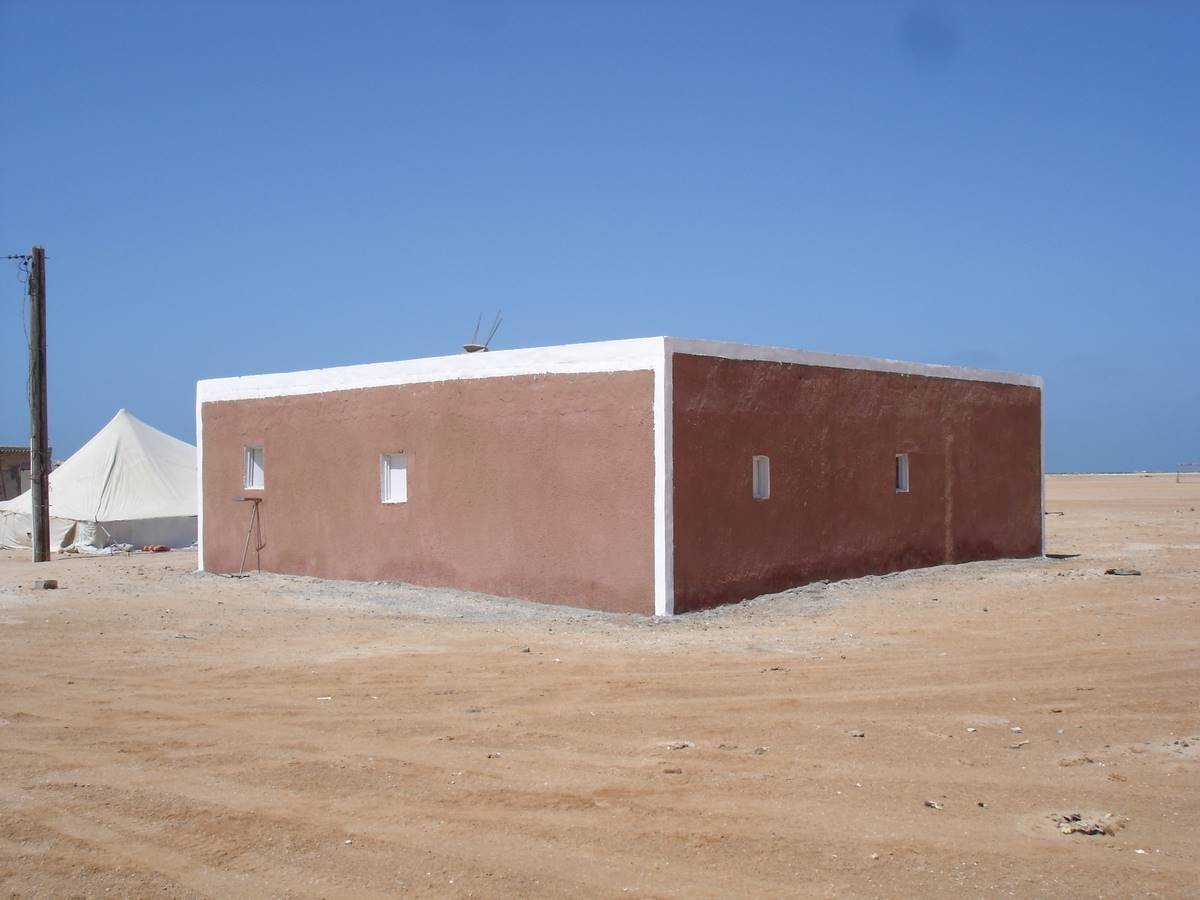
196,338,1043,615
0,446,41,501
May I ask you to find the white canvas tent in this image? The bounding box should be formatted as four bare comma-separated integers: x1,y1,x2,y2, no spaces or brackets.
0,409,197,552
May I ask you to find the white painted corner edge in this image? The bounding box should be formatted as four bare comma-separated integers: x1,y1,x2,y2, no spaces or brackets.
653,338,674,616
195,388,205,572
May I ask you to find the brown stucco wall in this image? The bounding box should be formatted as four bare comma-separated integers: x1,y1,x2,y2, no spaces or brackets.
672,354,1042,613
201,371,655,613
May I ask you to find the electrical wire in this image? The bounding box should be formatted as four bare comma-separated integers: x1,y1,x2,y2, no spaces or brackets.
6,252,34,456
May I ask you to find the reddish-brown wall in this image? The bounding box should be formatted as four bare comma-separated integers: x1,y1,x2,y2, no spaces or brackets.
672,354,1042,613
202,372,655,613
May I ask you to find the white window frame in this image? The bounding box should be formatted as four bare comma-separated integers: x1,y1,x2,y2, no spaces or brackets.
380,451,408,504
895,453,910,493
752,455,770,500
244,446,264,490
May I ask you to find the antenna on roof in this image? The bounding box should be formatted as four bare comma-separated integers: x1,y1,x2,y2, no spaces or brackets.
464,310,502,353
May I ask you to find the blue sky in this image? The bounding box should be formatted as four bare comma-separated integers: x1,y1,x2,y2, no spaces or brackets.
1,1,1196,472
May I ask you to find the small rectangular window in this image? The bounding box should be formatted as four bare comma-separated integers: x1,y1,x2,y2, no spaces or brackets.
244,446,264,490
895,453,910,493
752,455,770,500
381,452,408,503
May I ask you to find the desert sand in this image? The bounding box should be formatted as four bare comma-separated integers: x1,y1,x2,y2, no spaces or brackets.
1,473,1197,897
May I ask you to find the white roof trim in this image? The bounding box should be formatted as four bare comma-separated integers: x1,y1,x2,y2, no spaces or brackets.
197,336,1041,404
667,338,1043,388
197,338,665,403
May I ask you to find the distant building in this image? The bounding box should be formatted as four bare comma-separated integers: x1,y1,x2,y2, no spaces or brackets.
0,446,35,501
1,447,62,502
196,338,1044,615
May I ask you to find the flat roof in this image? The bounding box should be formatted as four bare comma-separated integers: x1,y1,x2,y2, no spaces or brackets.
197,336,1042,404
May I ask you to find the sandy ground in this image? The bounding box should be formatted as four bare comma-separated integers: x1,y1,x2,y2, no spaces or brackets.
1,473,1197,898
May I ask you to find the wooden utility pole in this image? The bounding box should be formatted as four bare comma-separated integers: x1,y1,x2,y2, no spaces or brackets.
29,246,50,563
